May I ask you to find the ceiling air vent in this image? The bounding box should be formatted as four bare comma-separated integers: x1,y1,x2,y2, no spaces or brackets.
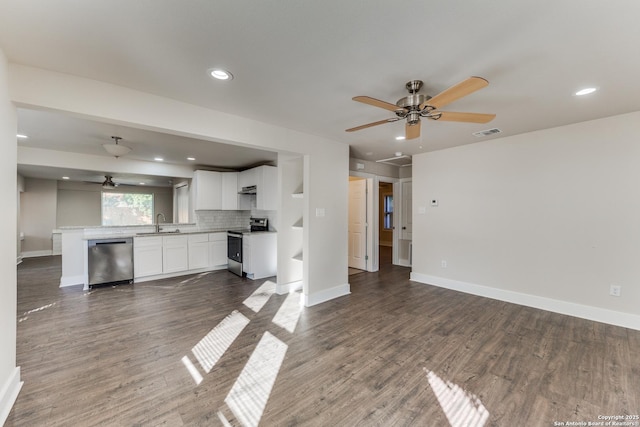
472,128,502,137
376,155,412,167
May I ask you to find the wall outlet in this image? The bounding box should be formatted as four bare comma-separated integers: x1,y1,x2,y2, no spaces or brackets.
610,285,621,297
441,260,447,268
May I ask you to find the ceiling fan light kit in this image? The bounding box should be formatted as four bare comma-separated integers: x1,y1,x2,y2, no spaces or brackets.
346,76,496,140
102,136,131,158
102,175,116,189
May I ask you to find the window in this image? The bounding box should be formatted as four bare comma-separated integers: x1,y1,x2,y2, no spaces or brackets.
383,194,393,230
102,192,154,226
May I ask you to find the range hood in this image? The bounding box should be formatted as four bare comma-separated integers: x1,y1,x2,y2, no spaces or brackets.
238,185,257,195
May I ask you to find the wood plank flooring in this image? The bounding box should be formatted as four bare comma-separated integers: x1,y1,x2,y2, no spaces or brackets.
6,255,640,426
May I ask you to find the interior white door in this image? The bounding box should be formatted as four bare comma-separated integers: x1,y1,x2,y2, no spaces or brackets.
348,179,367,270
401,179,413,240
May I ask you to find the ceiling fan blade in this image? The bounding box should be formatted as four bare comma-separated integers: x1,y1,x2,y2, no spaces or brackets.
346,118,399,132
353,96,405,112
421,76,489,110
406,120,421,140
434,111,496,123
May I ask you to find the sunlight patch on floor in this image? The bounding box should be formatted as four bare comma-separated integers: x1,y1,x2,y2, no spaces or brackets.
181,355,203,385
271,290,303,333
224,331,288,427
425,369,489,427
191,310,250,373
243,280,276,313
18,302,57,322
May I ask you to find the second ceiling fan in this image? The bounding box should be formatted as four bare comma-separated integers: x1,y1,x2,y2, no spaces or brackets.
346,76,496,140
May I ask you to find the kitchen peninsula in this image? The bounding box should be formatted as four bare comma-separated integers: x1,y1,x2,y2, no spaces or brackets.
60,223,232,290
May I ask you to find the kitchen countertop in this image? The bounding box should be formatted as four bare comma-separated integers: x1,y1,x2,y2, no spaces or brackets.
83,229,232,240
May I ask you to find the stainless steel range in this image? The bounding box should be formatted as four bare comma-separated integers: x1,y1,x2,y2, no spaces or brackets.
227,217,268,276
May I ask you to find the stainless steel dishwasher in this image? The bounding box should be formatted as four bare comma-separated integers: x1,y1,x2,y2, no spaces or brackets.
88,238,134,287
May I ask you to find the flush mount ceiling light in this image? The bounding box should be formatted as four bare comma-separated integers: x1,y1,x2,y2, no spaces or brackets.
16,134,28,139
395,136,406,141
208,68,233,81
154,157,164,162
102,136,131,158
575,87,597,96
187,157,196,161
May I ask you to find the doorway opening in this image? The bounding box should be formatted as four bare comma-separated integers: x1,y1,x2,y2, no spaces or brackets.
378,181,394,268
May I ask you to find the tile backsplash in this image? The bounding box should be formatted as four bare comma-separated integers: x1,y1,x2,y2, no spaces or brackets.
195,209,278,231
195,210,251,230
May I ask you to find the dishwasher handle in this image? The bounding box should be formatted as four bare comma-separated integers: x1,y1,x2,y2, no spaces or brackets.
95,241,129,245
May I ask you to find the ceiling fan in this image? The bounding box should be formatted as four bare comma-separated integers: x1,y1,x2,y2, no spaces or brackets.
102,175,117,189
346,76,496,140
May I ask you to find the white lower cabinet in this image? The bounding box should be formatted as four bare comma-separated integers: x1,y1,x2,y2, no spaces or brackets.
242,233,277,280
134,232,227,281
134,236,163,278
163,235,188,273
209,232,227,267
188,234,209,270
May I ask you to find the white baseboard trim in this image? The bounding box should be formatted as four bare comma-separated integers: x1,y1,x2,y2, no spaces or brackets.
410,272,640,331
60,275,85,288
21,250,52,258
276,280,303,295
305,283,350,307
0,367,23,425
397,258,411,267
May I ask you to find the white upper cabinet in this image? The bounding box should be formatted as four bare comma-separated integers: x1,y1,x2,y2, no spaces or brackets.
238,167,257,190
192,170,222,211
192,170,241,212
221,172,239,210
238,165,278,211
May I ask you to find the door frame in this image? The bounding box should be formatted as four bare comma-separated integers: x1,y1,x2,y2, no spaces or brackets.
349,171,400,271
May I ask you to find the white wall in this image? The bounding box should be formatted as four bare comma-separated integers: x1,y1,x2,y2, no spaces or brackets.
0,48,21,426
411,111,640,330
9,64,349,306
20,178,57,253
56,180,173,226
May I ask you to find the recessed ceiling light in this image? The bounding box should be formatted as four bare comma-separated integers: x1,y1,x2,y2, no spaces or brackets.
62,176,70,180
139,182,146,185
154,157,164,162
187,157,196,161
575,87,597,96
395,136,405,141
16,134,28,139
208,68,233,81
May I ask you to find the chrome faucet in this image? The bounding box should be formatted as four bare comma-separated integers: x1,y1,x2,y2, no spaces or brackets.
155,213,166,233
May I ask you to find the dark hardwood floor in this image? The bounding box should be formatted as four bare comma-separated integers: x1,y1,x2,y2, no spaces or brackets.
7,255,640,426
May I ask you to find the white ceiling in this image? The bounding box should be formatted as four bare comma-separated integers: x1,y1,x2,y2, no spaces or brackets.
2,1,640,181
